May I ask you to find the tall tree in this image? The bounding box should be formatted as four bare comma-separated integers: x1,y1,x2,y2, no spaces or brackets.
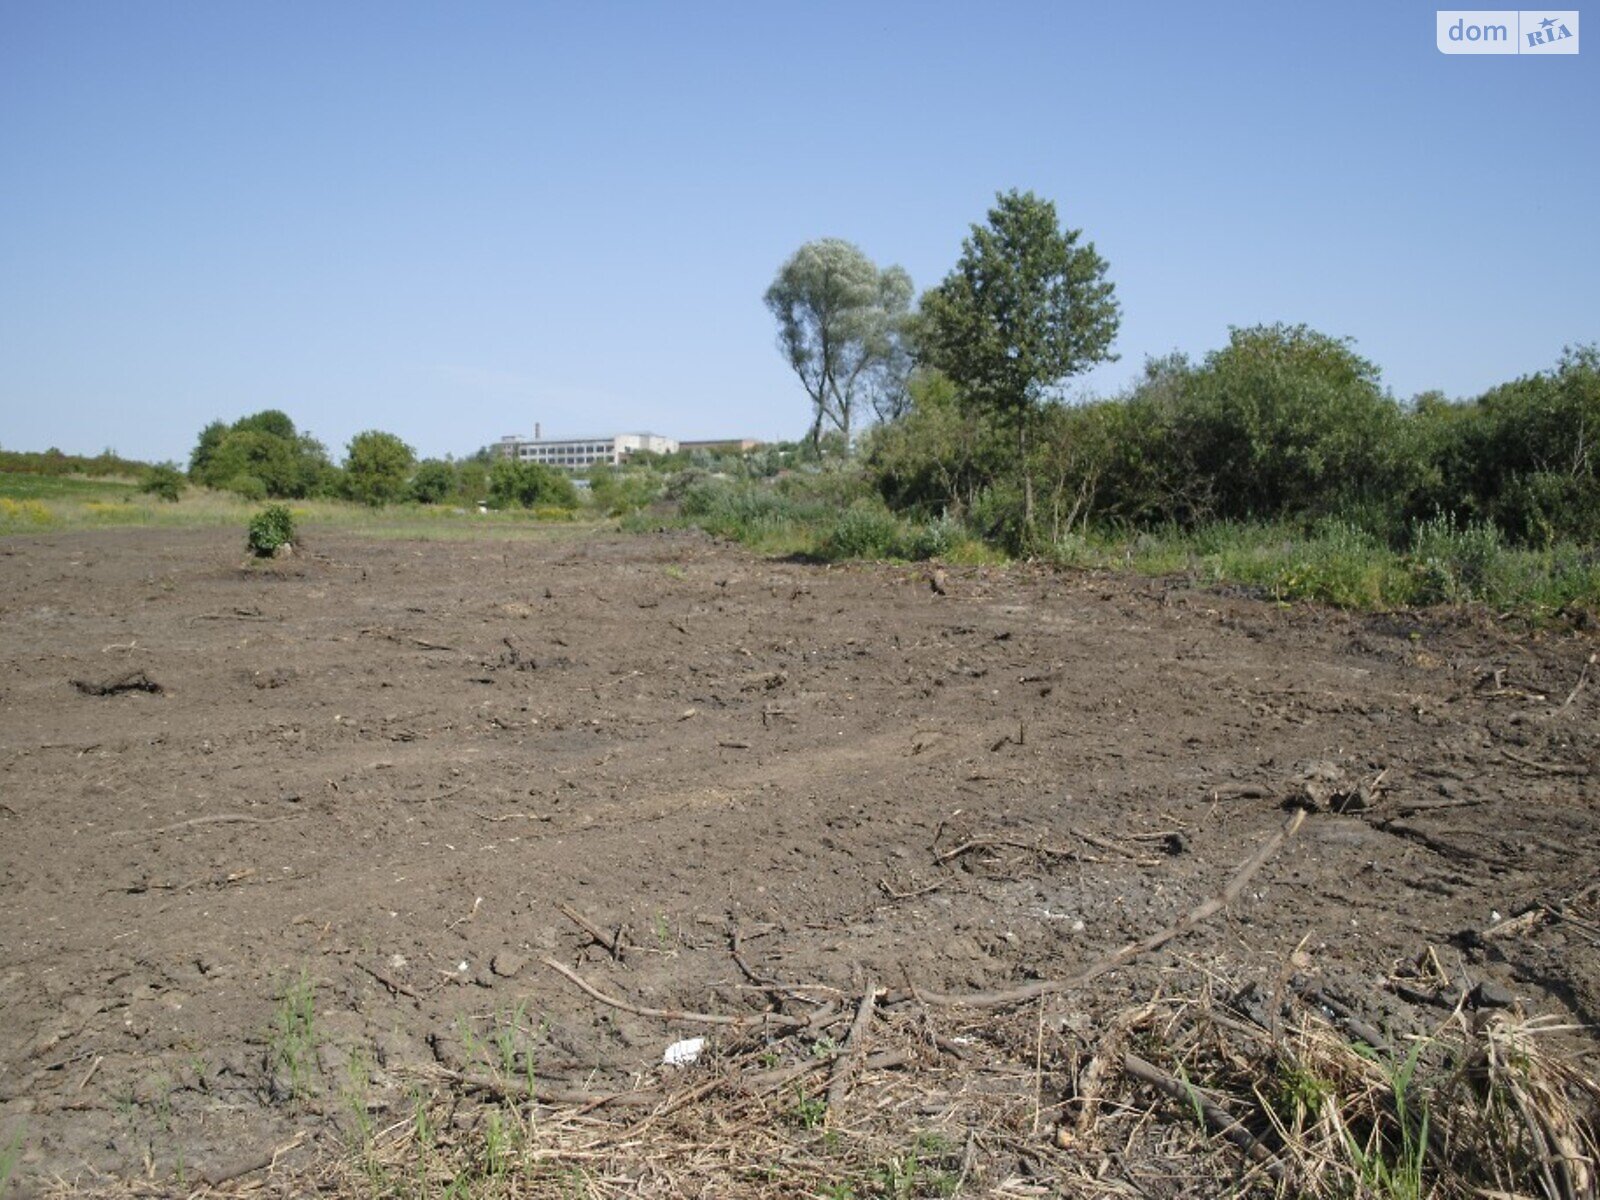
920,190,1120,542
343,430,415,506
764,239,912,451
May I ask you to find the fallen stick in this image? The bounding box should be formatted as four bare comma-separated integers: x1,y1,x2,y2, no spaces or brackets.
77,1055,103,1093
436,1065,658,1109
1069,827,1163,864
744,1049,910,1097
1501,747,1592,776
199,1131,307,1187
113,813,297,840
558,903,626,960
826,982,879,1116
542,957,807,1029
915,809,1306,1008
1292,980,1393,1055
878,876,946,901
1556,654,1595,714
358,961,423,1000
1122,1052,1286,1183
934,837,1096,866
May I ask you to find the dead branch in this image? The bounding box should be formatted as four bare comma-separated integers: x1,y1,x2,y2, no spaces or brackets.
431,1064,658,1109
1069,827,1164,864
1292,979,1394,1056
542,957,808,1030
358,961,423,1000
934,837,1097,866
915,809,1306,1008
112,813,298,840
1502,747,1592,776
198,1131,307,1187
743,1049,910,1097
1122,1051,1286,1183
1556,654,1595,714
826,982,879,1116
558,903,627,961
878,877,946,901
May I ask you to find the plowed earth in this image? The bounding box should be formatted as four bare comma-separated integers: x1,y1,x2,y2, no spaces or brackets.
1,527,1596,1193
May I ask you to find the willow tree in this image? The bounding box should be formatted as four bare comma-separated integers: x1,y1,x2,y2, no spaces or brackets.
764,238,913,451
920,191,1120,543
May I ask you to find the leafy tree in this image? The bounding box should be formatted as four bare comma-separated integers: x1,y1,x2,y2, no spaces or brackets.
1474,344,1600,544
232,409,298,440
409,458,457,504
1176,324,1402,523
488,459,579,509
455,459,490,505
188,411,333,498
344,431,415,506
765,239,913,451
920,190,1120,543
868,369,1009,519
189,421,230,479
204,430,302,497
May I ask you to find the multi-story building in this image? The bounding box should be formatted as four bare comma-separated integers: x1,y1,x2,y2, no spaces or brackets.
493,430,678,469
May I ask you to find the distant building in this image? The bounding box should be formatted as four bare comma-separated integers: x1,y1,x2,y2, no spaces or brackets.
493,431,677,469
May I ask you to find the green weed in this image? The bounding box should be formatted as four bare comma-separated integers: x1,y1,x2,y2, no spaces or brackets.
0,1124,22,1197
269,970,318,1101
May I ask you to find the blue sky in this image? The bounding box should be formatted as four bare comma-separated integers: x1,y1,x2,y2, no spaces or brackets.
1,1,1595,464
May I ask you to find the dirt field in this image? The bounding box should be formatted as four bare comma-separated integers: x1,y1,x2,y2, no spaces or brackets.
2,526,1597,1196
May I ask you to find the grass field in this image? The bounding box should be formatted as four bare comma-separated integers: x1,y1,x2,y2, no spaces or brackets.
8,470,1598,619
0,472,605,542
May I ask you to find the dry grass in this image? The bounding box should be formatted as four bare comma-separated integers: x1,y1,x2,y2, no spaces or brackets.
33,959,1598,1199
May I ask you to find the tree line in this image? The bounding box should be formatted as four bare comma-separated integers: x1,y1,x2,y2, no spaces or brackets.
185,411,578,510
767,191,1599,553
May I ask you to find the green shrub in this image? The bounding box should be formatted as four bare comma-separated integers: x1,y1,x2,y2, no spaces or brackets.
966,485,1030,555
903,513,962,560
823,502,903,560
248,505,297,557
140,464,186,502
488,460,579,510
1409,513,1503,604
228,474,269,502
408,458,456,505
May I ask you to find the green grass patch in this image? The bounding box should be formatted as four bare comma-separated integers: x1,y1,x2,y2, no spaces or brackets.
0,471,616,543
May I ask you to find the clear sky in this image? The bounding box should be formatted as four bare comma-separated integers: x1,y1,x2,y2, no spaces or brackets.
1,1,1595,464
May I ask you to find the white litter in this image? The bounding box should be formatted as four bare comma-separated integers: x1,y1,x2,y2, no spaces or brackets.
663,1037,705,1067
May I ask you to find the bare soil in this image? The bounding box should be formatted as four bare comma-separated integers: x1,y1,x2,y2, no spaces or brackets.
2,527,1597,1194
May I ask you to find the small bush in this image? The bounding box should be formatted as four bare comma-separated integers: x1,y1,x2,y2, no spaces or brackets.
140,464,187,502
903,514,962,561
823,502,903,560
248,505,297,557
1409,512,1503,604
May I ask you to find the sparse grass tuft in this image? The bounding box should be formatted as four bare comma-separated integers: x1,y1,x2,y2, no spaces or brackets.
0,1124,22,1198
268,970,318,1102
